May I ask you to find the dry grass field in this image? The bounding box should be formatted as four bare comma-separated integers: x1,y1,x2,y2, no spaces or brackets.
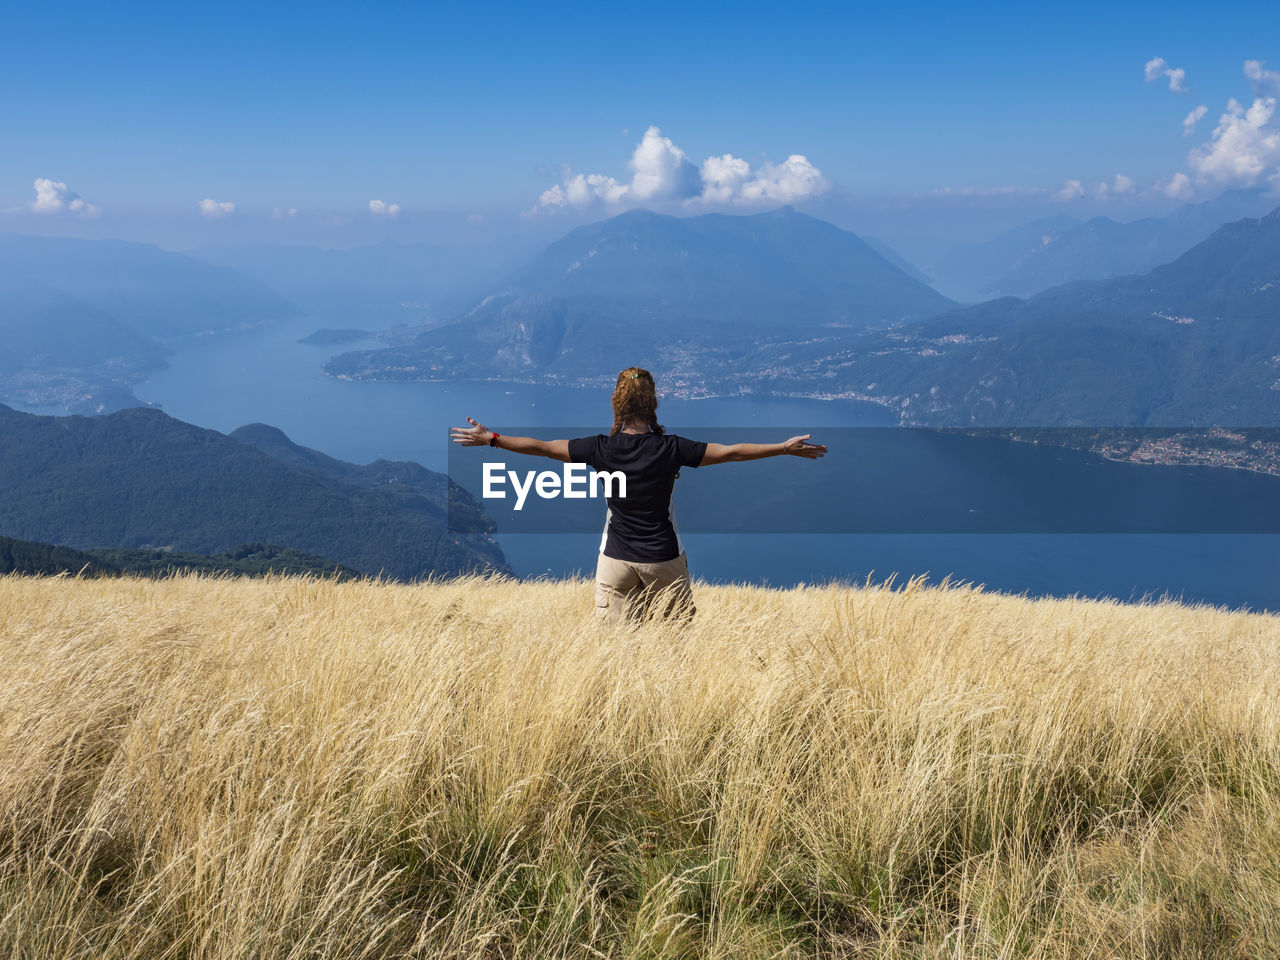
2,572,1278,958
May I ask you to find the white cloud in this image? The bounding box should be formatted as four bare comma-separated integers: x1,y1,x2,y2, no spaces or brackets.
1182,104,1208,136
1144,56,1188,93
1073,174,1135,203
627,126,702,201
1245,59,1280,93
696,152,831,205
536,184,568,208
533,126,828,212
1188,96,1280,185
369,199,401,217
699,154,751,204
31,178,99,216
198,198,235,218
569,173,629,205
1161,172,1194,199
734,155,829,204
271,207,297,220
1053,179,1084,202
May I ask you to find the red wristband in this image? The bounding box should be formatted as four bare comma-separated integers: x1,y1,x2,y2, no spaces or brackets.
489,431,501,447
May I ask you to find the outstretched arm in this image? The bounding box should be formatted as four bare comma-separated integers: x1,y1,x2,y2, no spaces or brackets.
700,434,827,466
450,417,570,462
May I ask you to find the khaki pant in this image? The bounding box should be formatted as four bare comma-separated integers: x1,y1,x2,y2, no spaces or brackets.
594,551,696,624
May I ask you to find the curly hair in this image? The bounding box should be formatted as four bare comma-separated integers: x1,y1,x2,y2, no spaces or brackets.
609,367,665,436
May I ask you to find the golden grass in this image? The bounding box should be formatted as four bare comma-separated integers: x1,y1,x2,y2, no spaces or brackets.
2,571,1279,958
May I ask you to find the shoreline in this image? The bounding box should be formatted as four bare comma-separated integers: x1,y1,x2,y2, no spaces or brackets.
325,370,1280,479
324,369,903,406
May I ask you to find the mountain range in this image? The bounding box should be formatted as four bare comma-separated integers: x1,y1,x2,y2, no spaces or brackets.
0,404,508,579
792,205,1280,426
325,206,956,385
6,193,1278,436
323,200,1280,427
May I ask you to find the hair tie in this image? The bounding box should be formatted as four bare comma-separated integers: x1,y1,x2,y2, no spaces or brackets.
629,372,639,379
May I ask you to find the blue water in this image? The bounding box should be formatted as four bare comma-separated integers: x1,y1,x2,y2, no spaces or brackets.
131,318,1280,611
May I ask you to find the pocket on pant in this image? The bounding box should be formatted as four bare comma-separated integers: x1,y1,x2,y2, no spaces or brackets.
595,581,619,609
594,584,627,622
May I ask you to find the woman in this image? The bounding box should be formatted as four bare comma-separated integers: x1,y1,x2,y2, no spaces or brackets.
450,366,826,623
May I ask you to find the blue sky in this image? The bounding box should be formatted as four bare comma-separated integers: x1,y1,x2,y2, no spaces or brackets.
3,0,1278,254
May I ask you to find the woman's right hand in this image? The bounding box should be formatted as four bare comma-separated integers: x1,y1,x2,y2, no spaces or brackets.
782,435,827,458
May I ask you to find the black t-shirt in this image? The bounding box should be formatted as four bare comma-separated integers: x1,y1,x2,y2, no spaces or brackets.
567,431,707,563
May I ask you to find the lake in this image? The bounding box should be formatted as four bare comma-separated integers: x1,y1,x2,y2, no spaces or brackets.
134,318,1280,611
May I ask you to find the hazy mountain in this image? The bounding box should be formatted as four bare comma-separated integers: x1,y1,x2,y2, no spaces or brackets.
820,205,1280,426
0,280,170,381
193,237,540,325
861,235,933,286
0,404,509,579
0,281,167,413
983,188,1280,298
930,215,1083,301
0,234,300,412
931,189,1278,301
503,206,950,321
0,234,297,337
326,206,956,383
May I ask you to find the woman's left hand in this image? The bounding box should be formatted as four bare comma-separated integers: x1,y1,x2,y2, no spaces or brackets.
450,417,493,446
